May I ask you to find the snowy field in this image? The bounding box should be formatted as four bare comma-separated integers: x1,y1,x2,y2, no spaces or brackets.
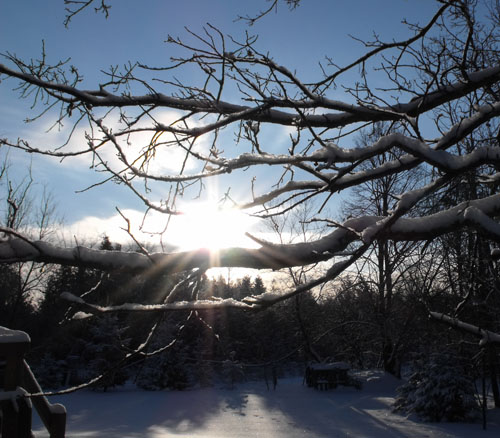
33,371,500,438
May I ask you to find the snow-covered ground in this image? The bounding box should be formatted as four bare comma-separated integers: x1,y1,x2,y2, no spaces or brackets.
32,371,500,438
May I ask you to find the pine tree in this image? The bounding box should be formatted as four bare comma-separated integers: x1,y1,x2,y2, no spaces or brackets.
394,352,480,422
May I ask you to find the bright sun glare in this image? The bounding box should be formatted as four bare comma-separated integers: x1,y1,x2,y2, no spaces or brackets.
169,203,258,251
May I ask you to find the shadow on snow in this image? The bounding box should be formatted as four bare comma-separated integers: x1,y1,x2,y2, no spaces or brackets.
32,371,500,438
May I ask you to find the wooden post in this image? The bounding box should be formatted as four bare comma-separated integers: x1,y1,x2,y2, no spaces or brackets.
0,329,31,390
49,404,67,438
1,398,17,438
0,327,31,438
0,326,66,437
17,388,33,438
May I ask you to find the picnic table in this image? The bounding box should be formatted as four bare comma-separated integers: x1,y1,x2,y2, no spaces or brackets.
305,362,361,390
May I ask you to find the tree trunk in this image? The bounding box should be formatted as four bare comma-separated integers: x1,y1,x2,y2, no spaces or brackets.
295,296,322,363
382,341,401,378
489,345,500,408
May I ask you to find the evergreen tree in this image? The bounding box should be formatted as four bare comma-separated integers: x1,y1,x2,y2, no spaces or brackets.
394,352,480,422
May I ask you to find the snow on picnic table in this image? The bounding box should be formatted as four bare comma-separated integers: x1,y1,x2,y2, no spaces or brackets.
308,361,350,371
32,370,500,438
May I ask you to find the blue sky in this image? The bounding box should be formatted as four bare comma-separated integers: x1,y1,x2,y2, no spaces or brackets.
0,0,442,247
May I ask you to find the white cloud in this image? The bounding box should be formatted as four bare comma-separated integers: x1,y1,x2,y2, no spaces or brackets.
18,109,213,176
63,213,137,246
63,202,262,251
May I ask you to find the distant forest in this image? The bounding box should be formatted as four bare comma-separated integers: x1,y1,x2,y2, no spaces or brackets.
0,233,497,406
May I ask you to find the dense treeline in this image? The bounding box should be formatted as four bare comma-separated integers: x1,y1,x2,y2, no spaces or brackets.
0,237,305,390
1,230,498,402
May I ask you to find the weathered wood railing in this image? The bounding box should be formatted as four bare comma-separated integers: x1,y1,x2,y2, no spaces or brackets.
0,327,66,438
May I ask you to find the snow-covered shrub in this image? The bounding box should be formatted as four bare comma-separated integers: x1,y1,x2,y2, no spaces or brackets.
136,351,191,390
32,353,68,389
80,315,129,391
134,357,166,390
220,357,245,389
394,353,479,422
193,360,214,387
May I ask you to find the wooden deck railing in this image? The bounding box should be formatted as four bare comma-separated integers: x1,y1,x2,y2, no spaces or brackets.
0,326,66,438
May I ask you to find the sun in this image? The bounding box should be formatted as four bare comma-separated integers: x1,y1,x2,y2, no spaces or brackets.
168,202,259,251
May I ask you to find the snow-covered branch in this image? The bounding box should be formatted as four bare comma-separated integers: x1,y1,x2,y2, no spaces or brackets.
430,312,500,345
2,0,500,315
2,193,500,276
61,292,255,311
1,62,500,132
